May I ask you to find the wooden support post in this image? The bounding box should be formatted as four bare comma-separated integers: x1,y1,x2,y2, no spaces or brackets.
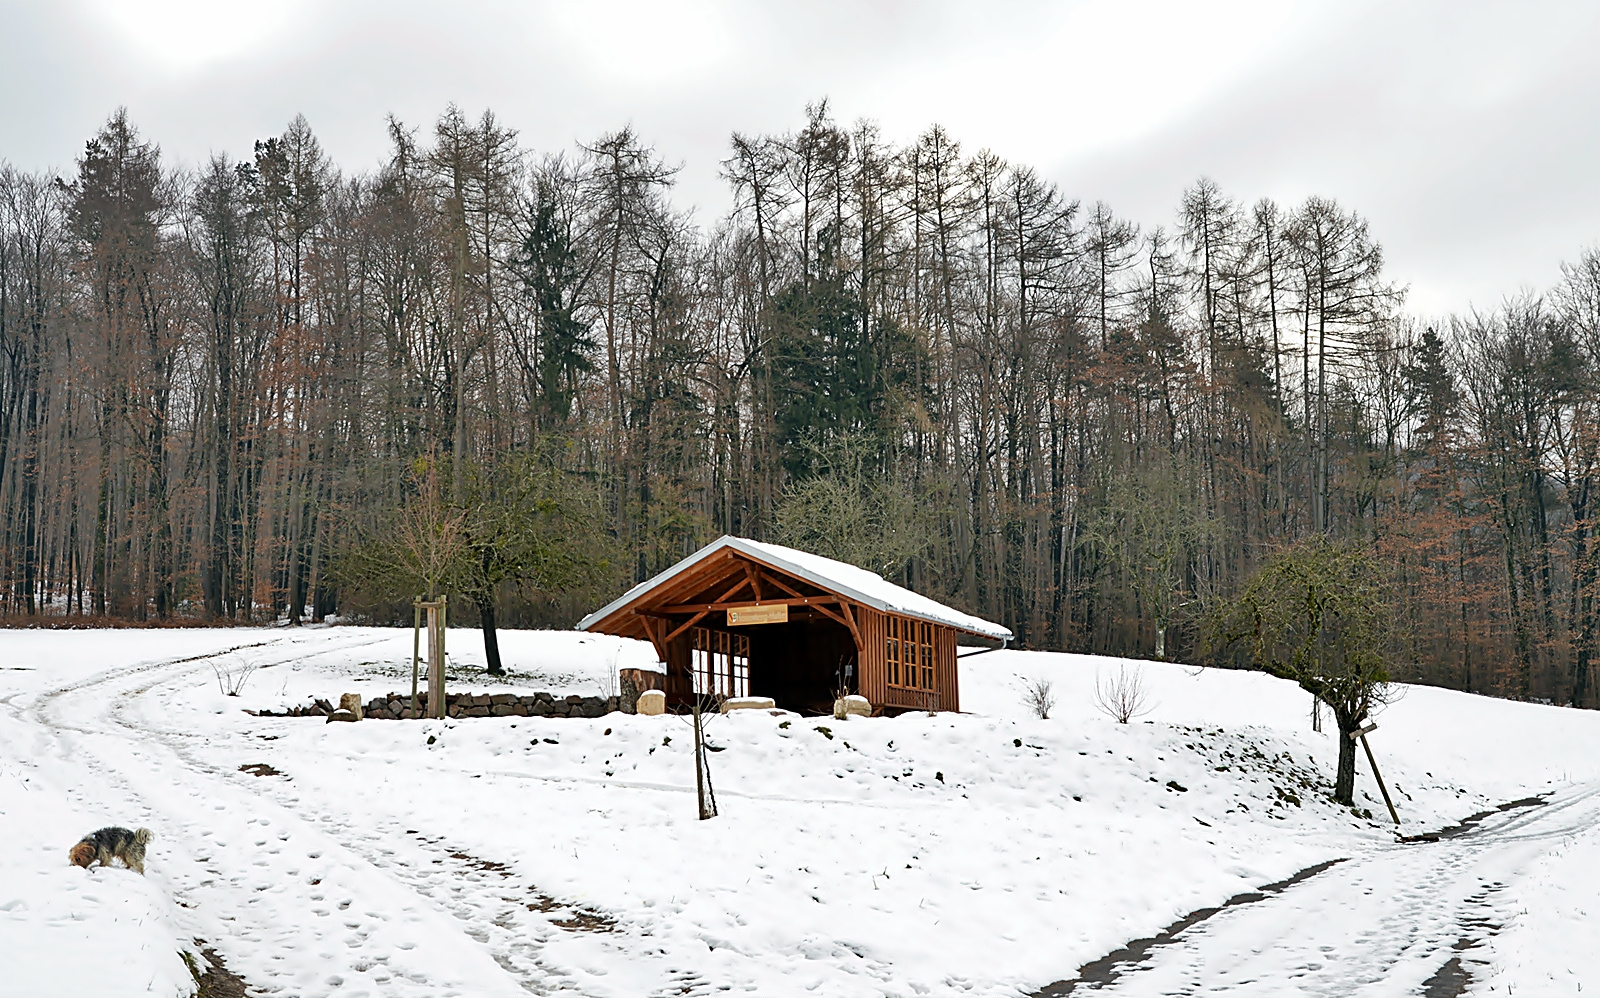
430,596,448,719
410,598,422,718
1356,731,1400,825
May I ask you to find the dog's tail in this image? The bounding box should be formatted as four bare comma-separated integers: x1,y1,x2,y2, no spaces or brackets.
134,828,152,845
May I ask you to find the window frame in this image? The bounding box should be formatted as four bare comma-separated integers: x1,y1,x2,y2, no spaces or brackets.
885,615,938,692
690,626,750,699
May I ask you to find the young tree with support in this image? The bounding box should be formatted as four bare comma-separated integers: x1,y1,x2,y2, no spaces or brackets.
1206,537,1398,806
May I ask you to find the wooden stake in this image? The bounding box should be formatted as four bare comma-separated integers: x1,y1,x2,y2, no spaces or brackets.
429,595,448,719
1358,733,1400,825
410,598,422,718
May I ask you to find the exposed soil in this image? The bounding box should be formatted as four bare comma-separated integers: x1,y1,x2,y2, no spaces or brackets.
425,840,617,933
1032,795,1546,996
1029,858,1347,996
190,944,250,998
1399,795,1546,843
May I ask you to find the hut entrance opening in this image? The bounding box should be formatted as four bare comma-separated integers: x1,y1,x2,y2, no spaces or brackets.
744,611,857,714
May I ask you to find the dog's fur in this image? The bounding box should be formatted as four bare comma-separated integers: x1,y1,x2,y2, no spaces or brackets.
68,826,152,874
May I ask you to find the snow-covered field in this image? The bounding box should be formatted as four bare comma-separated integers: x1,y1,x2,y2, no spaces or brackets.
3,626,1598,996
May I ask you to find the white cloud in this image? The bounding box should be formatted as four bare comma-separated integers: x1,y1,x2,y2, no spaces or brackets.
539,0,738,89
857,0,1312,163
87,0,306,73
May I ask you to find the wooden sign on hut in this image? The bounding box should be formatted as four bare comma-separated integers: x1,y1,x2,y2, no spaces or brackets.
576,536,1012,715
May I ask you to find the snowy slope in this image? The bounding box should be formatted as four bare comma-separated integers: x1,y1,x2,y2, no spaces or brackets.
3,628,1598,996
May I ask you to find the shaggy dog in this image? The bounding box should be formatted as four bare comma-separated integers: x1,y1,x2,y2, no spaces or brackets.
68,826,152,874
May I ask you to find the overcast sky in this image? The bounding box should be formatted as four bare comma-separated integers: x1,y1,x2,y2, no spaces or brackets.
3,0,1599,316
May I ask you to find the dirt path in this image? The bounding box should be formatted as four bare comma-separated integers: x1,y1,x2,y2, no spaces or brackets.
18,637,665,997
1030,788,1596,996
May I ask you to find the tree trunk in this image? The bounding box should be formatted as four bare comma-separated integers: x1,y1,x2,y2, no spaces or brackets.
479,595,504,676
693,696,716,820
1334,708,1359,806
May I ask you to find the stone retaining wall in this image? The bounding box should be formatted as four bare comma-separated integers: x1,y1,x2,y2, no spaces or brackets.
257,691,625,720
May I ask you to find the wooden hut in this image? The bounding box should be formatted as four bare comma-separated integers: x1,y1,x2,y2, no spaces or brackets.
576,536,1011,715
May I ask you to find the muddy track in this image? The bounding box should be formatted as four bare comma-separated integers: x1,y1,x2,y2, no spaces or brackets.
1028,790,1595,997
1030,858,1350,997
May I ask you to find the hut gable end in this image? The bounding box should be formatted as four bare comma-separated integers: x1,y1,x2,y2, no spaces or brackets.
577,536,1010,715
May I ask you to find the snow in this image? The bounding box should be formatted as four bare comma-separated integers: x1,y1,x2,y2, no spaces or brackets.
3,627,1599,996
1484,803,1600,992
577,535,1014,641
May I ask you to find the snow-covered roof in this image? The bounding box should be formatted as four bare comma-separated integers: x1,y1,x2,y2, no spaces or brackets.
576,535,1013,642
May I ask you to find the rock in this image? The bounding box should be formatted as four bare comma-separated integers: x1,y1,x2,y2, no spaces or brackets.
531,700,553,716
534,692,554,704
466,705,490,718
565,695,585,706
338,693,364,720
326,709,359,723
835,695,871,718
722,696,776,713
490,693,517,706
637,690,667,716
511,703,528,716
491,704,515,717
448,705,464,718
619,668,665,706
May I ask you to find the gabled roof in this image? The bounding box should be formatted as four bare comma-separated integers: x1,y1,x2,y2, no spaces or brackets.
575,535,1013,641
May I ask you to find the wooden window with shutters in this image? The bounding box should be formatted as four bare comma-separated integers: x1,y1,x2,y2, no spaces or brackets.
691,627,750,699
886,616,938,692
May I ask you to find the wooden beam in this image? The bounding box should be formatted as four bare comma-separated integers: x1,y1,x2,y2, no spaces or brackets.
810,601,849,626
649,576,752,643
635,612,669,665
664,610,711,644
836,600,865,652
755,570,807,600
657,595,841,614
708,576,753,606
743,562,764,601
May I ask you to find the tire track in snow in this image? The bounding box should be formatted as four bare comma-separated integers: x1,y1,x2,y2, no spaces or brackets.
18,634,560,997
30,635,694,996
1029,783,1600,997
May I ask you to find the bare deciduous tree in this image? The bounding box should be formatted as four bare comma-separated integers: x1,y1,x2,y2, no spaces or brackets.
1021,676,1056,720
1095,665,1154,724
0,105,1597,717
